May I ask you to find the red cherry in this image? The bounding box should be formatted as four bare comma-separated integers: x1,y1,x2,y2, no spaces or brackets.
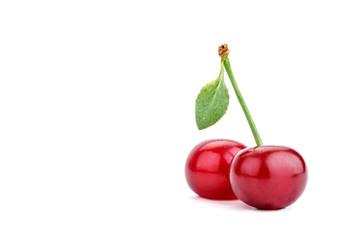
185,139,247,200
230,145,307,210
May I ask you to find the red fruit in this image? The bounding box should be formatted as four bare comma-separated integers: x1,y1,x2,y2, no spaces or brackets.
185,139,247,200
230,145,307,210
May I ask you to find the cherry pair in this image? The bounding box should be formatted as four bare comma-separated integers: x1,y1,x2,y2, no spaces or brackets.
185,45,307,210
185,139,307,210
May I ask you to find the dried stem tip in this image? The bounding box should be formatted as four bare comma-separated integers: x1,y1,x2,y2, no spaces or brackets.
218,44,230,57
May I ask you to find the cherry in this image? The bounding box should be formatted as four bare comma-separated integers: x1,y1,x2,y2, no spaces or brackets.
230,145,307,210
219,44,308,209
185,139,247,200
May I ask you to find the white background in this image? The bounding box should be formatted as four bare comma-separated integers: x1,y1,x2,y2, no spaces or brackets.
1,0,360,239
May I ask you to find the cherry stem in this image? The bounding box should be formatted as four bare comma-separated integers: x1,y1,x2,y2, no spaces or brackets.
222,57,263,146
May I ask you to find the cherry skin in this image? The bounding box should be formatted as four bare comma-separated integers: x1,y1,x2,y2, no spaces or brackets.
185,139,247,200
230,145,307,210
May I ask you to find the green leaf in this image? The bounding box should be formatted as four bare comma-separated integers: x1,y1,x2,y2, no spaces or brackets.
195,73,229,130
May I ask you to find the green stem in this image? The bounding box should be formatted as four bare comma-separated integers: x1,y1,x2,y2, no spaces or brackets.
222,57,263,146
219,59,225,79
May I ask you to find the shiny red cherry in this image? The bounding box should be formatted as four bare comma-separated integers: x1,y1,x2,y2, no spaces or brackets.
185,139,247,200
230,145,307,210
